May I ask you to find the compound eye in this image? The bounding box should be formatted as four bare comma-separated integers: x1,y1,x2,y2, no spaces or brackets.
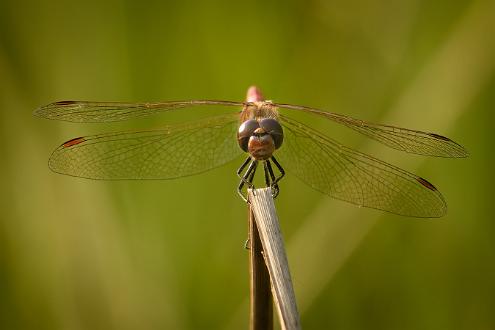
237,119,259,152
259,118,283,149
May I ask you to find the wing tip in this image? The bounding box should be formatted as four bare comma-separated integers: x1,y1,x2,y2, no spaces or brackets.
457,146,470,158
448,145,469,158
33,102,59,120
416,176,438,191
426,133,469,158
33,104,48,119
34,101,84,121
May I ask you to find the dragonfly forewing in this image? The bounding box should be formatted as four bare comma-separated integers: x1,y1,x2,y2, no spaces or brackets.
35,100,244,123
275,103,468,158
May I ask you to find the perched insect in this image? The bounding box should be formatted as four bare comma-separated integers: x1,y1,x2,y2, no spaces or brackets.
35,86,468,217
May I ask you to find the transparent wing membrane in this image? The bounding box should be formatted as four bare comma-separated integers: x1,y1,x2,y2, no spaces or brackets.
35,100,244,123
276,103,468,158
277,114,447,217
49,113,242,179
37,99,468,159
39,97,466,217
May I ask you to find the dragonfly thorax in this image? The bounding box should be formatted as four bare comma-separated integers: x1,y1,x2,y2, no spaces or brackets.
237,118,284,160
240,101,279,123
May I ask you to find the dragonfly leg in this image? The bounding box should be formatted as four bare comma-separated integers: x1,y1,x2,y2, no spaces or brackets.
270,156,285,185
263,161,271,187
244,238,251,250
237,156,252,179
265,160,280,198
238,161,253,201
247,160,258,189
237,159,258,202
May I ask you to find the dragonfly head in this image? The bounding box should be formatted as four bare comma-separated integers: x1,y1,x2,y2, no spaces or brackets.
237,118,284,160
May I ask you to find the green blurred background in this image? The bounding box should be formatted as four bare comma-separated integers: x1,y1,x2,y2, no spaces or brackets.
1,0,493,329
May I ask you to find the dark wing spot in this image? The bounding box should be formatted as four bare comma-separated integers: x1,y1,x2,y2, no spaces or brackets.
62,137,86,148
428,133,451,141
416,177,437,191
55,100,78,106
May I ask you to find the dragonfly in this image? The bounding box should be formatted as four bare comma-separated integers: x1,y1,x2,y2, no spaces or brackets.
35,86,468,218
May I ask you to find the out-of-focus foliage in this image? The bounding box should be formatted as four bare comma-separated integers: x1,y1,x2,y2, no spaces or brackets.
0,0,493,329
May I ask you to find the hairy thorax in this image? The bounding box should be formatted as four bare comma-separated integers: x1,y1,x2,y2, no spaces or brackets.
240,101,279,123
